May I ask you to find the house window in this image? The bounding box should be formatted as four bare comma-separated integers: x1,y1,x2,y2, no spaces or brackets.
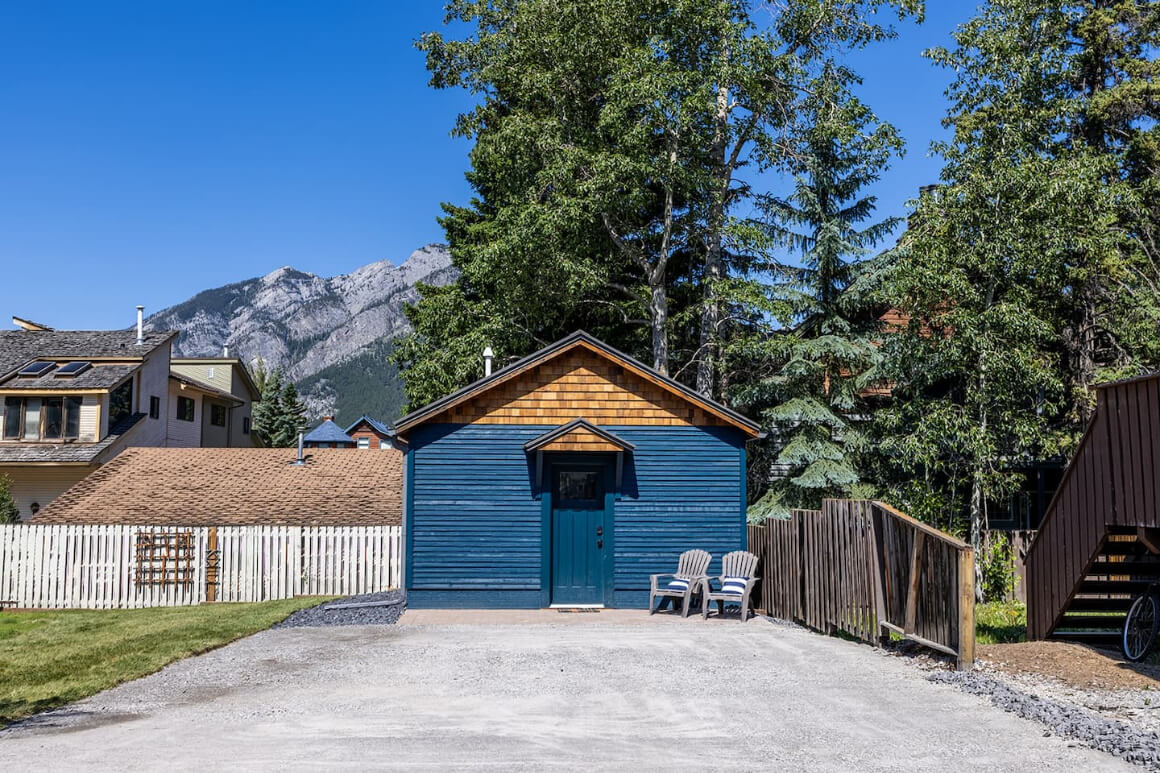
150,396,160,420
379,439,389,450
176,396,195,422
23,398,41,440
3,397,20,439
242,416,251,434
2,395,81,440
210,404,227,427
356,437,370,449
108,379,132,428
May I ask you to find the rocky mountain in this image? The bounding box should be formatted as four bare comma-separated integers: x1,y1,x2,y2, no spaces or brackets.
145,244,455,422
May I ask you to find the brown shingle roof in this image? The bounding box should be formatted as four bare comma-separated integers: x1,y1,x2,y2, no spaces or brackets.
33,447,401,526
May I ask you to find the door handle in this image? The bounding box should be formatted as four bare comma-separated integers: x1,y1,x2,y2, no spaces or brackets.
596,526,603,536
596,539,603,549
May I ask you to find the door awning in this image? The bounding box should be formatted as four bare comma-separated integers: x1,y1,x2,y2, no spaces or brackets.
525,419,633,495
523,418,635,454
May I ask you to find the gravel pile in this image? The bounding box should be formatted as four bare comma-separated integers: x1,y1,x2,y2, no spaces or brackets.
932,669,1160,769
275,590,405,628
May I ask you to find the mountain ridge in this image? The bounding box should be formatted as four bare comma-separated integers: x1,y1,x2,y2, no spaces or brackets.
145,243,454,422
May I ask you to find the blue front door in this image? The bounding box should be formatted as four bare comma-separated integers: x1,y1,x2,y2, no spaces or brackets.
550,464,607,605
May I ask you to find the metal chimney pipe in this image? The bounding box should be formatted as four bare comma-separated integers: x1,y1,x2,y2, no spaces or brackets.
222,345,229,357
291,431,305,465
483,346,494,377
135,305,145,346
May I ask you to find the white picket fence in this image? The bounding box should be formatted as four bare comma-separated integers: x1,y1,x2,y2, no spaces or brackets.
0,524,402,609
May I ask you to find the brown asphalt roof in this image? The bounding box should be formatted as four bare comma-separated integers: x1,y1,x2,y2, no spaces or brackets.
33,447,401,526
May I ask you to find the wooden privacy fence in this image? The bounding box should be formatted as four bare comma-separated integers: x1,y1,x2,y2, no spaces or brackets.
749,500,975,668
0,524,401,609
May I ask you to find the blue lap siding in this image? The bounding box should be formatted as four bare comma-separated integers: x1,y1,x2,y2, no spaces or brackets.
405,422,746,608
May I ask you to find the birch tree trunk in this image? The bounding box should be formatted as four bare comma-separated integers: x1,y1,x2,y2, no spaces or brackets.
696,50,731,398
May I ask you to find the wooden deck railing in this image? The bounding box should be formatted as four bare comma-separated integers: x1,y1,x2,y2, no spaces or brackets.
748,499,975,669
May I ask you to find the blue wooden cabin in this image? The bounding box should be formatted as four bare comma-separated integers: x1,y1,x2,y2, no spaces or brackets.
395,331,762,608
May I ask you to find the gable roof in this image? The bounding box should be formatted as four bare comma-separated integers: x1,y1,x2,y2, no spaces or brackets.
524,418,635,453
345,415,394,437
171,357,262,400
395,331,761,437
32,447,402,526
0,329,178,383
303,418,355,445
170,373,244,405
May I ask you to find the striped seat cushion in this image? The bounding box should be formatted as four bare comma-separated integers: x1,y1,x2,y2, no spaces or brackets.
666,578,690,592
720,576,748,596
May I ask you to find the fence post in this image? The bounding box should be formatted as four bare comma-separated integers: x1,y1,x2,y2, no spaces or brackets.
206,527,219,603
904,531,925,635
957,547,976,670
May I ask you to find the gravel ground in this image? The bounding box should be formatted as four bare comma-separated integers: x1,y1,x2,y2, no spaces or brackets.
981,662,1160,737
275,590,405,628
931,669,1160,769
0,617,1130,771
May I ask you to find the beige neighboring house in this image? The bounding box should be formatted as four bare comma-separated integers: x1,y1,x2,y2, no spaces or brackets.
0,315,178,520
168,356,261,448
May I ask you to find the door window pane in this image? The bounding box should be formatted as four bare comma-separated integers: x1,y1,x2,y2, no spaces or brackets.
43,397,63,439
65,397,82,438
23,398,41,440
3,397,20,439
557,471,599,501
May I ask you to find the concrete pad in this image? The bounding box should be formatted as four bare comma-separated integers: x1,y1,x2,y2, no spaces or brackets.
0,619,1133,771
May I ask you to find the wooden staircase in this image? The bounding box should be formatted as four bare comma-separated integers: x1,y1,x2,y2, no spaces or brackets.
1026,374,1160,643
1046,531,1160,645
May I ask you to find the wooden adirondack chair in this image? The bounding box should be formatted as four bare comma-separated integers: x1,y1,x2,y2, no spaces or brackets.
649,549,712,617
701,550,759,622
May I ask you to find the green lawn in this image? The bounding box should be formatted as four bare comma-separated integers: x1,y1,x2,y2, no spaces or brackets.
0,598,328,726
976,601,1028,644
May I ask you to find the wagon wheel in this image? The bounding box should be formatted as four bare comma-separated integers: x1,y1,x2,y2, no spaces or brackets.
1122,592,1160,662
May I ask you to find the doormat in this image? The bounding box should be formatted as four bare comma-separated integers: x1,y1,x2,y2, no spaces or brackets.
556,608,601,613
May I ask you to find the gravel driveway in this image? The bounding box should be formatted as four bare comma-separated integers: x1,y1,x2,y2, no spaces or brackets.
0,616,1134,772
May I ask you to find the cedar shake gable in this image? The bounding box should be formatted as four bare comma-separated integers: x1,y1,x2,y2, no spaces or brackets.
396,331,761,437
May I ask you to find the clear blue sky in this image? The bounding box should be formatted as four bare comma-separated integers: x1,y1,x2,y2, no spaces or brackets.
0,2,975,330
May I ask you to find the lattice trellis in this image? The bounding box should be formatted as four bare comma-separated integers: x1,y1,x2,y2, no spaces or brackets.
134,531,197,587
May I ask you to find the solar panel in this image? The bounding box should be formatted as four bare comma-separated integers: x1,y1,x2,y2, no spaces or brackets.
17,361,53,377
55,361,92,377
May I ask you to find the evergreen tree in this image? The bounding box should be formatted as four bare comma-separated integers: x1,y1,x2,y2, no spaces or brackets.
249,366,283,446
251,367,306,448
732,69,902,519
272,381,307,448
0,473,19,524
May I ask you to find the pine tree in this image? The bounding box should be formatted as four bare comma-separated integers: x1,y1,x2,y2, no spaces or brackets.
272,381,307,448
731,70,902,520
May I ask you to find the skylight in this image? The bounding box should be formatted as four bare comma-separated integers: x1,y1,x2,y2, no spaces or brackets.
55,361,92,378
17,361,53,378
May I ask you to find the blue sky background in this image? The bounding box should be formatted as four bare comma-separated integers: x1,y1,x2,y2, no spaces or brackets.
0,2,976,330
